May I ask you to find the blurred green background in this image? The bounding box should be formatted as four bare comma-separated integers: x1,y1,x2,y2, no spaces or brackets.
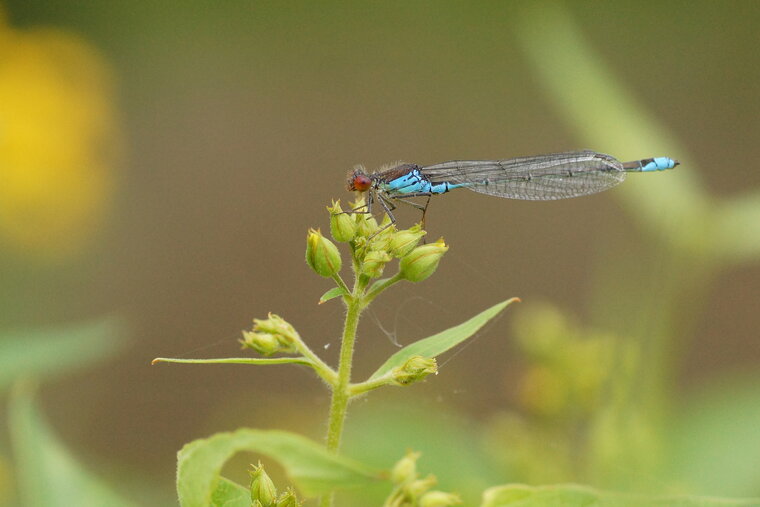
1,1,759,505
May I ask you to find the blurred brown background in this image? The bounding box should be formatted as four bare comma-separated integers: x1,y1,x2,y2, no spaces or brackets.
1,1,759,504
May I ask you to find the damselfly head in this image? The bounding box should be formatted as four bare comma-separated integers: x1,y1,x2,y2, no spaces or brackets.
347,167,372,192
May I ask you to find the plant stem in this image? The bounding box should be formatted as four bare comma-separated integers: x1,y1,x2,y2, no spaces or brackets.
325,295,363,453
331,272,351,295
347,373,395,396
320,240,400,506
291,336,338,384
151,357,312,366
320,284,365,507
364,272,403,304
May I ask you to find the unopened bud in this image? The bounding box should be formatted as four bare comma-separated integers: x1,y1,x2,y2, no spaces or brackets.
306,228,342,277
350,196,368,213
406,474,437,500
420,490,462,507
389,224,426,258
253,313,296,338
356,214,380,238
361,250,392,278
276,487,302,507
399,238,448,282
327,200,356,242
241,331,281,356
392,356,437,386
391,450,420,485
249,462,277,506
241,314,299,355
367,218,395,251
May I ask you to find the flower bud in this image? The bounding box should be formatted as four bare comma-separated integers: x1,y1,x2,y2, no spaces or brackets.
350,196,367,211
276,487,302,507
388,224,426,258
392,356,437,386
241,330,282,356
399,238,448,282
356,214,380,238
253,313,296,338
327,200,356,242
241,314,299,355
249,462,277,506
351,235,369,254
420,491,462,507
306,228,342,277
361,250,392,278
367,218,395,252
391,450,420,485
405,474,437,499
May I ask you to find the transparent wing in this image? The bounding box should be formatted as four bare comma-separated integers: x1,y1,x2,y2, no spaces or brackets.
421,150,626,200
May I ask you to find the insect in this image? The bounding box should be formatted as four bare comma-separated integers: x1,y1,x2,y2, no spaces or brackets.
346,150,678,226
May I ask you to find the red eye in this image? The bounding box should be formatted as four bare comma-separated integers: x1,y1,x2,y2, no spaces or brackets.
348,172,372,192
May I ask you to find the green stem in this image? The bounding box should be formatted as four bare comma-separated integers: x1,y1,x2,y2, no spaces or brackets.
291,335,338,384
151,357,311,366
325,296,363,452
347,373,395,397
331,272,351,295
321,271,402,457
320,282,366,507
364,272,403,303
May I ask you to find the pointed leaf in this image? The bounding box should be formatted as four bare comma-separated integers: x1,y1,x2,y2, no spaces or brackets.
369,298,519,381
367,277,394,294
210,478,250,507
177,429,379,506
319,286,348,304
8,383,135,507
481,484,760,507
0,316,124,390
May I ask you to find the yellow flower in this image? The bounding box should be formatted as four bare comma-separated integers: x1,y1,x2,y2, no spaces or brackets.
0,7,121,261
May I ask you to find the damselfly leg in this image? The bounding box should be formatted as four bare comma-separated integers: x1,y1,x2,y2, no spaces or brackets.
388,194,432,230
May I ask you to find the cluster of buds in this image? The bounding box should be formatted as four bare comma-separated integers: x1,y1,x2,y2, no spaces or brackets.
306,199,448,283
249,462,302,507
241,313,299,356
385,451,461,507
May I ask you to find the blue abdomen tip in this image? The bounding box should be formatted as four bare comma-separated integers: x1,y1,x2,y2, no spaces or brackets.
642,157,678,171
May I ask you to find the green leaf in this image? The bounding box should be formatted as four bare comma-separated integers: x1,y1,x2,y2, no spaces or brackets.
177,429,379,507
367,277,394,294
666,375,760,497
319,286,348,304
8,382,135,507
481,484,760,507
0,316,125,390
368,298,519,381
210,478,250,507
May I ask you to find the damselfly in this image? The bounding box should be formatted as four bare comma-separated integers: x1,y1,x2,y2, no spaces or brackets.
346,150,678,225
